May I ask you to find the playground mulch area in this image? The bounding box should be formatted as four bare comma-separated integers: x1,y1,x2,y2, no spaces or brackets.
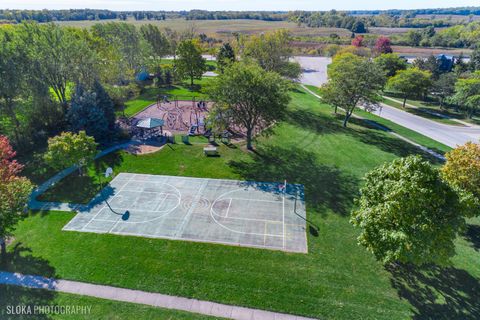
63,173,308,253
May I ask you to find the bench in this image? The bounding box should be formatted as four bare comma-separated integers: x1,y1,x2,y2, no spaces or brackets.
203,146,218,156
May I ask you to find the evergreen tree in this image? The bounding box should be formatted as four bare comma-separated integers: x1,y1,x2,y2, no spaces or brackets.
67,85,111,143
217,43,235,73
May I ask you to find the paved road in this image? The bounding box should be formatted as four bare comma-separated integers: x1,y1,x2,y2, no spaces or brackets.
294,56,480,147
374,104,480,148
293,56,331,86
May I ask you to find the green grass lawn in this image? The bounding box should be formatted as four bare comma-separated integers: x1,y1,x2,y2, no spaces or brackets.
0,285,222,319
122,77,213,117
11,87,480,319
304,85,451,155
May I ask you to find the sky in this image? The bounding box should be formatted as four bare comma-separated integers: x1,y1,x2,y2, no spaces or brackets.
1,0,479,11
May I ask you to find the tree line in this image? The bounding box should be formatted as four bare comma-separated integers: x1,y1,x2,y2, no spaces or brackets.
0,21,202,153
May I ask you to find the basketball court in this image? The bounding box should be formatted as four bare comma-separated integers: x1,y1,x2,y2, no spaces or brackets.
63,173,308,253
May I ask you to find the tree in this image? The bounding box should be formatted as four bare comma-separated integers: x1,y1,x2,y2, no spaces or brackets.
320,53,386,127
351,21,366,33
351,156,472,266
373,53,407,78
0,136,33,257
448,72,480,119
92,22,145,73
140,24,170,62
44,131,98,175
216,42,235,73
406,30,422,46
432,73,457,108
423,55,442,80
387,68,432,108
374,36,393,55
175,39,206,86
20,22,97,113
208,62,290,150
470,47,480,71
67,83,115,143
0,27,27,146
442,142,480,204
351,35,364,47
242,30,301,78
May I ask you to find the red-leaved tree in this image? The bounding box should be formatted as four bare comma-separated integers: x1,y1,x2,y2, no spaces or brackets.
375,36,393,55
351,35,364,48
0,135,33,257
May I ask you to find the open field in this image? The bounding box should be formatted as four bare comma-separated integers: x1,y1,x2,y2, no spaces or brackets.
392,45,473,57
56,18,353,38
12,86,480,319
0,285,221,319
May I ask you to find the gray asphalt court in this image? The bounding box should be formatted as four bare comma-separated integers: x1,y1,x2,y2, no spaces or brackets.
63,173,308,253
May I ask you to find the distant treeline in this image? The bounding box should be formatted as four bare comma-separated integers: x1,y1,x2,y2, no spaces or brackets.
350,7,480,16
288,11,455,31
0,9,181,23
1,7,480,27
185,10,287,21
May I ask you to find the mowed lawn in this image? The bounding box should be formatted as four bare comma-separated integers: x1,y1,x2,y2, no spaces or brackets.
7,87,480,319
122,77,213,117
0,285,222,320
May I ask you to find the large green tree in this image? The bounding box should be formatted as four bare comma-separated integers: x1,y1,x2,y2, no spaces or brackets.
208,62,290,150
0,135,33,257
0,27,27,146
92,22,145,73
67,82,116,144
448,71,480,119
432,73,457,108
387,68,432,108
351,156,473,266
175,39,207,86
242,30,301,79
320,53,386,127
44,131,98,175
442,142,480,202
373,53,407,78
20,22,97,112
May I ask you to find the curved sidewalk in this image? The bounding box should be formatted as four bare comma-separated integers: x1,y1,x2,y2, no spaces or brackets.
0,271,316,320
28,141,138,212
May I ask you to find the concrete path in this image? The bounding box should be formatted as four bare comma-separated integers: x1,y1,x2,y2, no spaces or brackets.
300,85,445,161
28,141,140,212
0,271,316,320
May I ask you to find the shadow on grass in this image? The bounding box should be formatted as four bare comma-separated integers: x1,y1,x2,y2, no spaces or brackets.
388,263,480,320
229,145,359,216
464,224,480,252
0,242,57,319
288,109,348,135
38,152,124,205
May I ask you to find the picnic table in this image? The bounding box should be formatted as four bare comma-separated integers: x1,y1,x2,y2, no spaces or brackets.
203,146,218,156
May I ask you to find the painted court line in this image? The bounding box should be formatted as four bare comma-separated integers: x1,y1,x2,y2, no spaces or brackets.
174,179,208,237
81,175,134,231
225,198,233,218
0,271,316,320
